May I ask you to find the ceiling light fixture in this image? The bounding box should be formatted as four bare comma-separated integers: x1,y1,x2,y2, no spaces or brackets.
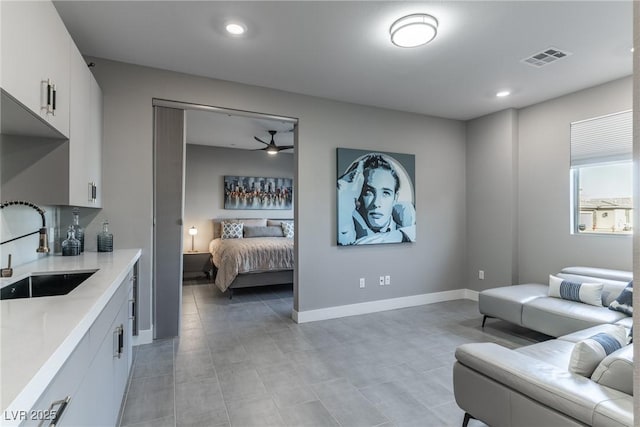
390,14,438,48
496,90,511,98
225,22,246,36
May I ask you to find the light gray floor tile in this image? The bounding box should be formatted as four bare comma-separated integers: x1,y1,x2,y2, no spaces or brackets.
218,367,270,402
175,377,229,426
121,280,544,427
226,397,285,427
175,348,216,384
278,400,339,427
121,375,175,425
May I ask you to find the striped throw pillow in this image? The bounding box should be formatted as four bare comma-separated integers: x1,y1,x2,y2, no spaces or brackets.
609,281,633,316
569,326,627,376
548,275,603,307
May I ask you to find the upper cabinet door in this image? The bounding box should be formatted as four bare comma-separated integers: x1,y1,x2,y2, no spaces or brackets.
88,73,103,207
68,44,90,206
1,0,70,138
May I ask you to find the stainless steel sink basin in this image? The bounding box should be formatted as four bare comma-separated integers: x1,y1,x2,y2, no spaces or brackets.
0,271,97,300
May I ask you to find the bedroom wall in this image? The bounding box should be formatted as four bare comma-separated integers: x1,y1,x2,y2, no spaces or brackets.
184,144,294,252
89,58,467,333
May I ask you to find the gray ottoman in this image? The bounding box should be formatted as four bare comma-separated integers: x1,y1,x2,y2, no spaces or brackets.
479,284,548,327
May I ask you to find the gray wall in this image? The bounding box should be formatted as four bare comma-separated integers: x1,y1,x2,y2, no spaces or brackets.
466,109,518,291
518,77,633,282
466,77,633,291
184,144,294,252
90,58,467,330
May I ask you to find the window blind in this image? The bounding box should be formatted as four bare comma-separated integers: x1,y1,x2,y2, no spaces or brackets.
570,110,632,167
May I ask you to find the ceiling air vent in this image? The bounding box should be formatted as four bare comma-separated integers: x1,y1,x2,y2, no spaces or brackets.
521,47,572,68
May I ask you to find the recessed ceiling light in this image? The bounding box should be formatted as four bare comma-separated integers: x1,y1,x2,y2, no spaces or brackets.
496,90,511,98
632,47,635,53
389,14,438,48
225,23,246,36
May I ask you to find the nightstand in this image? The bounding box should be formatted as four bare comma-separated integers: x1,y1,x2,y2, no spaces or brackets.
183,251,211,280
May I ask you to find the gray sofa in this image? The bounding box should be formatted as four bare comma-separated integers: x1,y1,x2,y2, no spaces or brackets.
479,267,633,337
453,267,634,426
454,324,633,427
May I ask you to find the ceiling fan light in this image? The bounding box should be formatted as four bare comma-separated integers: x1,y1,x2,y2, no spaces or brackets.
266,146,279,155
390,14,438,48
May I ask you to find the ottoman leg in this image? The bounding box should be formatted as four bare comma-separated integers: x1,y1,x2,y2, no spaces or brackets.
462,412,474,427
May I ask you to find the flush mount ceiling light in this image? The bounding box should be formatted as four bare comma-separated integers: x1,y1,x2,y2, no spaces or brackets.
496,90,511,98
389,13,438,48
225,22,246,36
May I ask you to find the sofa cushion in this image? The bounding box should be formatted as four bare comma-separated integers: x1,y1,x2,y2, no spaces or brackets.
479,284,548,326
593,398,634,427
568,326,626,376
514,339,574,370
522,297,628,337
557,271,630,307
590,345,633,395
548,275,603,306
608,281,633,316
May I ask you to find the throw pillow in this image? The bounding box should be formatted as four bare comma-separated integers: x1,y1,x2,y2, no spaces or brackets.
548,275,603,307
608,281,633,316
569,326,627,377
243,225,284,238
221,221,243,239
591,345,633,395
281,221,294,238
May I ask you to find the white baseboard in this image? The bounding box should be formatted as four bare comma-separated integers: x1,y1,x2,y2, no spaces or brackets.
132,328,153,346
293,288,477,323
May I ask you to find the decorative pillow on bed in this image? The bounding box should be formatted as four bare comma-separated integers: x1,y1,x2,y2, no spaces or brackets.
221,221,243,239
608,281,633,316
569,326,627,376
244,225,284,238
281,221,294,238
548,275,603,307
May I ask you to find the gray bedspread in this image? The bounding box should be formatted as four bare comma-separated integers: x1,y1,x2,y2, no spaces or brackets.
209,237,294,292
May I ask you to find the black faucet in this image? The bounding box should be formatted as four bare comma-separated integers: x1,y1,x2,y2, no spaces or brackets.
0,201,50,253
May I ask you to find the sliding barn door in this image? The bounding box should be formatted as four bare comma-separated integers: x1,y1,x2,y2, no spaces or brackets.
153,106,185,339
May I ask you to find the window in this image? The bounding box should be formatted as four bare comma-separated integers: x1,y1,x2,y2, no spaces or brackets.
570,110,632,235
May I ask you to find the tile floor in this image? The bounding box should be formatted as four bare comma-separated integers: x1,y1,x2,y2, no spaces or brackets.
118,279,548,427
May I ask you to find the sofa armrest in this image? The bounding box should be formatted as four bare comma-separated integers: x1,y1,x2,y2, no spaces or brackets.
455,343,630,425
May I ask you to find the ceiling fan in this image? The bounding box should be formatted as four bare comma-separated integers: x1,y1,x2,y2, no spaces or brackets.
254,130,293,155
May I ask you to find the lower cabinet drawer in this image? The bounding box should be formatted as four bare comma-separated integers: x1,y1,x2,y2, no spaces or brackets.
22,333,91,427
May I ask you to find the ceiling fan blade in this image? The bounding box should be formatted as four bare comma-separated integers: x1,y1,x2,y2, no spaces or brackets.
277,145,294,151
254,136,270,146
251,147,267,151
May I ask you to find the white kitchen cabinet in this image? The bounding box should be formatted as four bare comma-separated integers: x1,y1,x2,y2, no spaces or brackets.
69,44,103,207
1,0,70,138
22,267,134,427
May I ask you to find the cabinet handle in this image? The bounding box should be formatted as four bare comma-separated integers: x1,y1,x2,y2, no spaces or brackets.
88,182,97,202
51,84,57,114
129,298,135,320
37,396,70,427
114,325,124,358
42,79,52,113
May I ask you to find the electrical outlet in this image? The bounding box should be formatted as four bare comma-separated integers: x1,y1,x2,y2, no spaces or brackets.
359,278,365,288
379,276,385,286
385,275,390,285
479,270,485,280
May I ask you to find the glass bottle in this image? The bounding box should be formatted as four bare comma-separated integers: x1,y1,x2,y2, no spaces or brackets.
97,220,113,252
71,208,85,253
62,226,81,256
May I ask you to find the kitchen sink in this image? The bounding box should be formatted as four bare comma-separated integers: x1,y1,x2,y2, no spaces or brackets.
0,271,97,300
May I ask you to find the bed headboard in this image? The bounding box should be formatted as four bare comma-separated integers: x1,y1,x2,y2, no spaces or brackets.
212,218,293,238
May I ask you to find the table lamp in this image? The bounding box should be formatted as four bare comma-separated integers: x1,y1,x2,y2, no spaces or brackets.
188,226,197,252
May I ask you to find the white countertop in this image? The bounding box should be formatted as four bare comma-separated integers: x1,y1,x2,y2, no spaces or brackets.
0,249,141,417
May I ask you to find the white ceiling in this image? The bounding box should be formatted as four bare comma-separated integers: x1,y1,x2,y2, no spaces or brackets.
53,0,633,148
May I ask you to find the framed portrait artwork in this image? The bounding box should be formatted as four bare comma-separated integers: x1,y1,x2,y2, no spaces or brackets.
337,148,415,245
224,176,293,210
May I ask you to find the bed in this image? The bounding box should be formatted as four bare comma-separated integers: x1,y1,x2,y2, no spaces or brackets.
209,219,294,294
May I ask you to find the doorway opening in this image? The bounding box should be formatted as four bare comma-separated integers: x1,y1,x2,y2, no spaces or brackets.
153,99,298,339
